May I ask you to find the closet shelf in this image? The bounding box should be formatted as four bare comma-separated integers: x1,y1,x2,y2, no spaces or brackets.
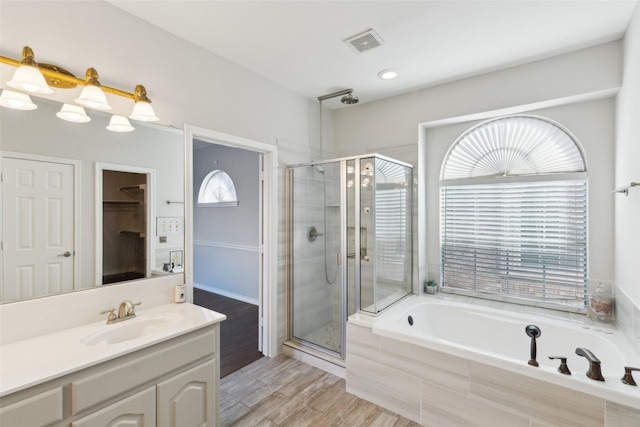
120,230,146,238
103,200,141,205
119,184,146,191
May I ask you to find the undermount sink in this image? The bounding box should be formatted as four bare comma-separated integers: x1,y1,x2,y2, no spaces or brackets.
81,313,183,346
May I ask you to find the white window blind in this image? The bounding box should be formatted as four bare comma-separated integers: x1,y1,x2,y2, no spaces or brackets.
440,179,587,309
376,186,408,281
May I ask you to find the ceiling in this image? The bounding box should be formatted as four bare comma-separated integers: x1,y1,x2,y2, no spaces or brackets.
107,0,638,108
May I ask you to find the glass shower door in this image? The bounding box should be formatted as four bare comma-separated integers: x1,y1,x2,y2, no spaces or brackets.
290,161,343,355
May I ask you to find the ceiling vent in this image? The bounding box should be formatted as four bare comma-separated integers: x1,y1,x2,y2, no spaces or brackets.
343,29,384,53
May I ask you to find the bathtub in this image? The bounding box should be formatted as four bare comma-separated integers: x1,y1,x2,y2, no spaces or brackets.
370,295,640,408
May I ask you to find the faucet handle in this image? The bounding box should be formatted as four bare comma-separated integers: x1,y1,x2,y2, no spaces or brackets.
621,366,640,386
548,356,571,375
128,301,142,316
100,308,117,324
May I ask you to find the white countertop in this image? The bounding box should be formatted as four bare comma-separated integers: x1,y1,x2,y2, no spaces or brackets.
0,303,226,397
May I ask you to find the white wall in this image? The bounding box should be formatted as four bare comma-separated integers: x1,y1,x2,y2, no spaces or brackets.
615,2,640,308
1,1,322,350
333,41,621,155
192,143,260,303
0,2,314,149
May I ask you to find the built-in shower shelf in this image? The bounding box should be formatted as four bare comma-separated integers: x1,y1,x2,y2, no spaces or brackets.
120,230,146,238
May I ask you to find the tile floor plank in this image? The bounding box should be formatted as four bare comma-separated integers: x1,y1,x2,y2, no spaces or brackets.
220,355,420,427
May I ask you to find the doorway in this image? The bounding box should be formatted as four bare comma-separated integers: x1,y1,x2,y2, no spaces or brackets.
95,163,155,286
184,126,278,359
102,170,148,284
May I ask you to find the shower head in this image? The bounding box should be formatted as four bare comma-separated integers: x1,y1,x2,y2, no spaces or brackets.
314,165,325,174
318,89,359,105
341,92,359,105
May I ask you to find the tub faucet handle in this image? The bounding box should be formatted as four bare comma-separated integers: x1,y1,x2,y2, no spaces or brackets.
548,356,571,375
575,347,604,381
621,366,640,386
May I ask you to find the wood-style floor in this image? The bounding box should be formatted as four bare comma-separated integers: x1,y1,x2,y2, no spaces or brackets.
220,354,421,427
193,288,263,378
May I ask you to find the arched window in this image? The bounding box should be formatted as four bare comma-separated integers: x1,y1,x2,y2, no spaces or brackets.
440,115,588,311
197,170,238,207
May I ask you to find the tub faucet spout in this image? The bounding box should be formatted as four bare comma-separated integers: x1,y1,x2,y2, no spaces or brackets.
575,347,604,381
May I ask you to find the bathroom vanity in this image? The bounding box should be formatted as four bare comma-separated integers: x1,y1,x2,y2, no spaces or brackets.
0,302,225,427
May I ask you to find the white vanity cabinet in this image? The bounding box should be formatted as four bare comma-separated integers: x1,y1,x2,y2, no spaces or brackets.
0,323,221,427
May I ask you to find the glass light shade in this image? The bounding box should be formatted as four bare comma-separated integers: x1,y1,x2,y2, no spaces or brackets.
7,65,54,94
75,85,111,111
129,101,159,122
107,115,134,132
56,104,90,123
0,90,38,110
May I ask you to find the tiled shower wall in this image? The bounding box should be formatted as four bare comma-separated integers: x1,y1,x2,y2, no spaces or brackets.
615,283,640,356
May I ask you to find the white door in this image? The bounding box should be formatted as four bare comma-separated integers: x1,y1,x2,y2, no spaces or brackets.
2,157,75,300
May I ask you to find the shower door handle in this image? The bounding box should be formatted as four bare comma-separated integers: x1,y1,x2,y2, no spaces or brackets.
337,253,341,266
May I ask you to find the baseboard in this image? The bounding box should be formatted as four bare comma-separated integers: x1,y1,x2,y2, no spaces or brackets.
194,283,259,306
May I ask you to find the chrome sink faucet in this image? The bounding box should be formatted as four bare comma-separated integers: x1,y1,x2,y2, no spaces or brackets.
100,300,142,324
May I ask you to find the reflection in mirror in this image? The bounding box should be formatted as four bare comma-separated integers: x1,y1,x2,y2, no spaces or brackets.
0,95,184,303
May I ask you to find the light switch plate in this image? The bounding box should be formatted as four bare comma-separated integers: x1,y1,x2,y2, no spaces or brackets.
156,217,183,236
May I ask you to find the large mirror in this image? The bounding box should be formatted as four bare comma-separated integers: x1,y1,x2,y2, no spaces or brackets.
0,95,184,303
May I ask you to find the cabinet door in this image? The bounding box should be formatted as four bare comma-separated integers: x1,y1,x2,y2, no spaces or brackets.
72,387,156,427
156,360,215,427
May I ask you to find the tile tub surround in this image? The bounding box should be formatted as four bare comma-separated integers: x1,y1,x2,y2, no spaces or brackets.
615,283,640,355
346,297,640,427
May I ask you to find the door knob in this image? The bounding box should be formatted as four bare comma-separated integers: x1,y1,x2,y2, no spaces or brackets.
58,251,72,257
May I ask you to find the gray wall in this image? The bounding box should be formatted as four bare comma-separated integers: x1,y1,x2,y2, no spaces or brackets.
193,143,260,303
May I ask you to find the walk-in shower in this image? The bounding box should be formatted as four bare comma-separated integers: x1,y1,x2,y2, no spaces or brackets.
287,154,413,359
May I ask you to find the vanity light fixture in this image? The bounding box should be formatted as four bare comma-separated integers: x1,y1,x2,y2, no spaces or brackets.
377,69,397,80
56,103,91,123
107,115,135,132
6,47,54,94
0,45,160,127
0,89,38,110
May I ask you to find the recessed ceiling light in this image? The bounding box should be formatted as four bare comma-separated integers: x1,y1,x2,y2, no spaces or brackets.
378,69,397,80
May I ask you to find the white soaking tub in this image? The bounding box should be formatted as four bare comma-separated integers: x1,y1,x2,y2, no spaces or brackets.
371,295,640,408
